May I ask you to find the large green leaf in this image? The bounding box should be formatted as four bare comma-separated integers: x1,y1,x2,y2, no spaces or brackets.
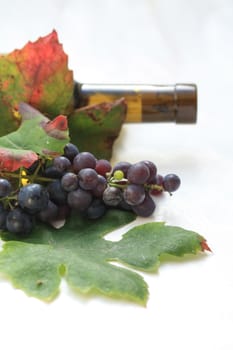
0,210,208,305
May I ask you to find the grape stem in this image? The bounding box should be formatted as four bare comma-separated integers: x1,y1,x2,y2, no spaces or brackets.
108,179,163,192
0,171,54,183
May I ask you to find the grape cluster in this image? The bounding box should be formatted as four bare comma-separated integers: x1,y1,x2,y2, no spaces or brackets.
0,143,181,236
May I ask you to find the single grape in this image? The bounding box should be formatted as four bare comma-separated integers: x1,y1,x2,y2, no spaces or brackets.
163,174,181,193
0,203,8,229
84,199,107,219
0,178,12,198
92,175,107,197
127,162,150,184
63,143,79,161
6,208,33,235
61,172,79,192
142,160,157,182
53,156,71,172
123,184,145,205
103,187,123,207
78,168,99,190
132,194,156,217
37,200,58,223
47,180,68,205
73,152,96,173
18,183,49,214
112,161,131,178
95,159,112,177
67,188,93,211
43,166,64,179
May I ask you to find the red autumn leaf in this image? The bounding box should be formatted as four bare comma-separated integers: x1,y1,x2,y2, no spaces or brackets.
0,30,73,136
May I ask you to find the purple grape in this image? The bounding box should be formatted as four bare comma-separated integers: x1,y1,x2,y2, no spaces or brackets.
67,188,93,211
103,187,123,207
61,172,79,192
63,143,79,161
132,194,156,217
84,199,107,219
18,183,49,214
53,156,71,172
92,175,107,197
78,168,99,190
6,208,33,235
142,160,157,182
47,180,68,205
123,184,145,206
127,162,150,184
43,166,63,179
73,152,96,173
163,174,181,193
0,178,12,198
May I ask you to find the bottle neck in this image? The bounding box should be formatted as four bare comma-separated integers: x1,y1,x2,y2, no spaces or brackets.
74,83,197,124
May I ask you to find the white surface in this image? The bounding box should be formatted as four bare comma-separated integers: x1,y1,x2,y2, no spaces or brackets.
0,1,233,349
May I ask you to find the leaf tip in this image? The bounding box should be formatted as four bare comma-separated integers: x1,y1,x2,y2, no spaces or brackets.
200,239,212,253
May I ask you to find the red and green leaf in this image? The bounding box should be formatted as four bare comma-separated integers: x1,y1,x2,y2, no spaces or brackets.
0,103,69,171
0,30,73,136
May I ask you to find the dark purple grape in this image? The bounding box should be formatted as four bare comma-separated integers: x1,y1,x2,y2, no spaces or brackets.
84,199,107,219
53,156,71,172
78,168,99,190
132,194,156,217
47,180,68,205
127,162,150,184
163,174,181,193
103,187,123,207
142,160,157,182
44,165,64,179
63,143,79,161
6,208,33,235
61,172,79,192
73,152,96,173
92,175,107,197
67,188,93,211
95,159,112,177
37,200,58,223
123,184,145,205
0,178,12,198
18,183,49,214
112,161,131,178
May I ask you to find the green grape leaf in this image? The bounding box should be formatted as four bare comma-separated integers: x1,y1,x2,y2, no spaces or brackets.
0,210,209,305
68,99,127,159
0,30,73,136
0,103,69,171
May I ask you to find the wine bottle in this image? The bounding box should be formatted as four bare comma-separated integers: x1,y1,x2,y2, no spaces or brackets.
74,82,197,124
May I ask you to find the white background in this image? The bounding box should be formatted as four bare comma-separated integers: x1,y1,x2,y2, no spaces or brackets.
0,1,233,349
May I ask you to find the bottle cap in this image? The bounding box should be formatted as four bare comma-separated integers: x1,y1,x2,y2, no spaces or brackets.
175,84,197,123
